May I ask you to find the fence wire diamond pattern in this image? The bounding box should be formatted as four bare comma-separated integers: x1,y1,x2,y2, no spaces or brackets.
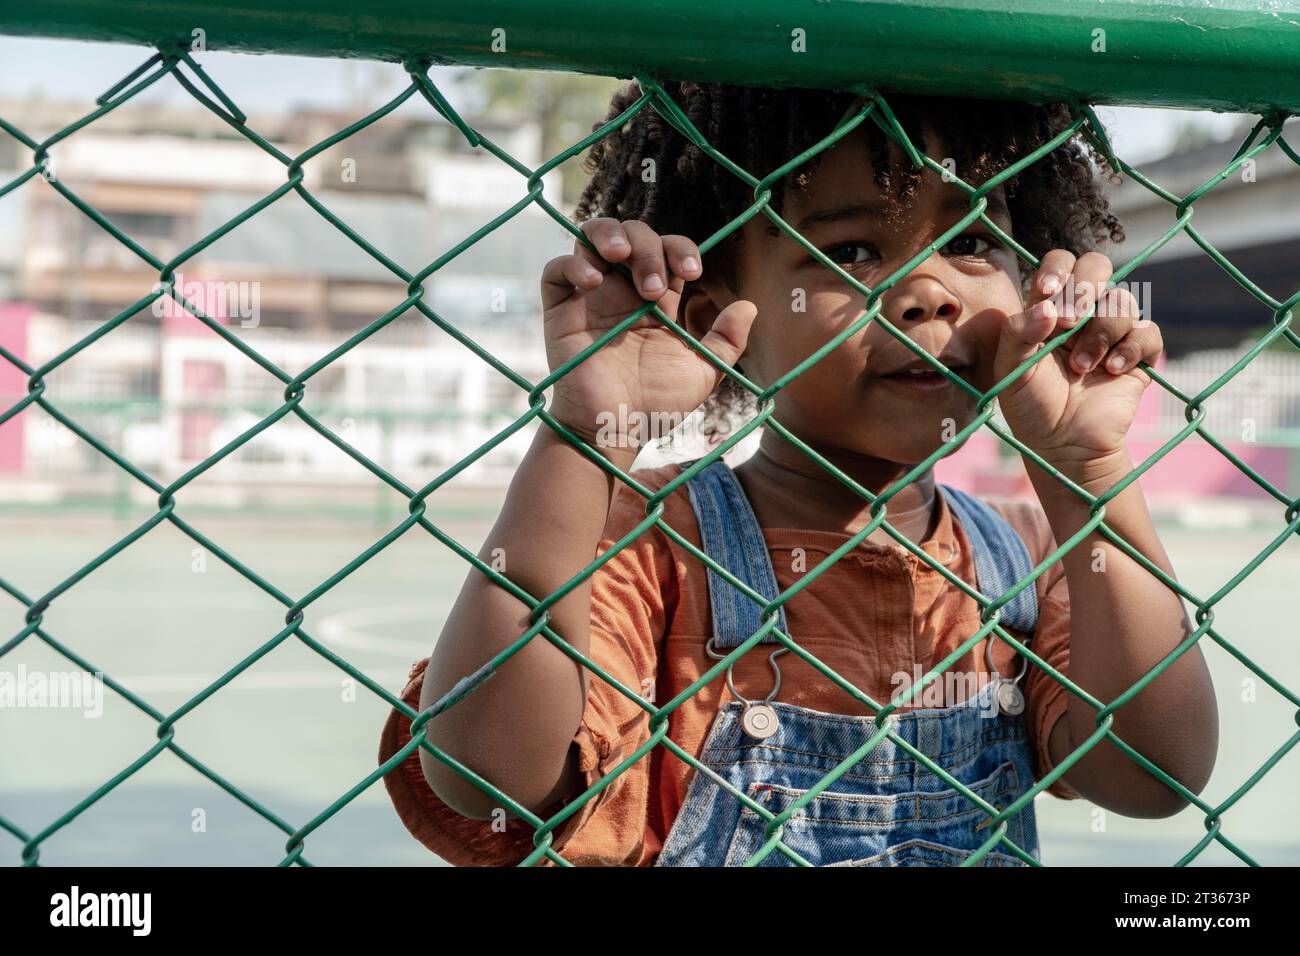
2,43,1298,867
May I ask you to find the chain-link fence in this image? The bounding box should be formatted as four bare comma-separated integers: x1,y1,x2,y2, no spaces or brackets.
3,4,1299,867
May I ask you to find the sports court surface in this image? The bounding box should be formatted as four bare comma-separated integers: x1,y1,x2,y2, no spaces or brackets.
3,493,1298,866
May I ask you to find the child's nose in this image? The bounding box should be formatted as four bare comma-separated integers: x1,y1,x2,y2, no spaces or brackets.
886,275,962,326
900,299,959,323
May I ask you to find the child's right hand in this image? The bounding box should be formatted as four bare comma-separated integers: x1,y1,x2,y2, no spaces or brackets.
540,217,757,451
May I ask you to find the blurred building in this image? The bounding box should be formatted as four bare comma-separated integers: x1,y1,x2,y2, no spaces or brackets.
1095,124,1300,511
0,93,571,504
1,96,1298,513
1109,121,1300,357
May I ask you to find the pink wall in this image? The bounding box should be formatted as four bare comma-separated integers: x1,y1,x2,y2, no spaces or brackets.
936,351,1291,503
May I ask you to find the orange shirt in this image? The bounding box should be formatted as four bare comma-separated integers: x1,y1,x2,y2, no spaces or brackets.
379,461,1080,866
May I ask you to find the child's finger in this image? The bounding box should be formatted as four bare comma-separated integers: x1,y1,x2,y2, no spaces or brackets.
1096,286,1143,339
996,297,1059,382
540,254,604,310
1032,249,1077,304
1059,252,1111,324
1071,283,1133,343
577,217,633,266
661,234,703,290
622,220,670,300
698,299,757,370
1100,315,1162,378
1063,255,1122,373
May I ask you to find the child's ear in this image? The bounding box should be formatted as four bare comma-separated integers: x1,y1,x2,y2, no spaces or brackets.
682,278,750,375
680,280,718,343
681,276,741,344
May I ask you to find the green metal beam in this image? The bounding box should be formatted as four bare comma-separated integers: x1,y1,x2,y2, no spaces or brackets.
0,1,1298,114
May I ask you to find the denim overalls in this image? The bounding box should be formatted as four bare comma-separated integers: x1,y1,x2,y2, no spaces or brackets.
655,457,1041,867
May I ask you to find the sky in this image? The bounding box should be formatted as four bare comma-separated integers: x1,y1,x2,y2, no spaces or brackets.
0,35,1254,167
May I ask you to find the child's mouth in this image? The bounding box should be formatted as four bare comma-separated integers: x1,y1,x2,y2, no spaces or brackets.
879,367,970,392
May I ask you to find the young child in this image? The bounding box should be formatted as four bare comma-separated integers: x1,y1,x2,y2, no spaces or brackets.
379,82,1218,866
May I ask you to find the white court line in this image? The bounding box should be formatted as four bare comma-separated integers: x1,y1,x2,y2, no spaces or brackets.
102,604,435,693
315,603,436,659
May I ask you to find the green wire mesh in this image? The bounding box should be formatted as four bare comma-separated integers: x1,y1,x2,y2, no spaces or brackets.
2,41,1299,868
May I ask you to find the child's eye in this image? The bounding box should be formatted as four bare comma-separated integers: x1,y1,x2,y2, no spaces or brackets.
823,243,873,267
946,234,1002,257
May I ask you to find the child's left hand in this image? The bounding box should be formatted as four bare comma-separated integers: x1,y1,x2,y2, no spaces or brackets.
991,250,1161,475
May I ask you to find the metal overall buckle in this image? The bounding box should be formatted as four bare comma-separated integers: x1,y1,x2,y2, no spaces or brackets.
984,627,1029,717
975,631,1027,835
705,636,787,740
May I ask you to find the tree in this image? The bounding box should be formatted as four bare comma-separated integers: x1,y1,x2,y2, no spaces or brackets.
457,69,623,206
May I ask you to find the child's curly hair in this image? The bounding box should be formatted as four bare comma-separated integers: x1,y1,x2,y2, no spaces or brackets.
572,81,1126,448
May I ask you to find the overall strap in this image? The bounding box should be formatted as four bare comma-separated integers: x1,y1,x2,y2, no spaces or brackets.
936,484,1039,634
682,458,789,649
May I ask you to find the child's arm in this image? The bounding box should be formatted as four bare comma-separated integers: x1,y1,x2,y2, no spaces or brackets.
996,250,1217,816
418,428,635,820
419,218,756,820
1027,449,1216,816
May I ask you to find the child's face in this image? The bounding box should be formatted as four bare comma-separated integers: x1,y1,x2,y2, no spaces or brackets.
710,125,1025,466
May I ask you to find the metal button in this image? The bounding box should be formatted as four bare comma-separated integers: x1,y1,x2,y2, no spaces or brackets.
995,680,1026,716
741,702,780,739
